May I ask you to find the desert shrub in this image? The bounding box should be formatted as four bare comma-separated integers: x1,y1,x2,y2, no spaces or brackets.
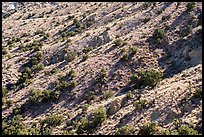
102,90,113,100
50,90,61,101
69,80,77,89
153,28,164,39
65,51,77,62
177,125,198,135
120,54,128,62
68,69,76,79
29,89,43,103
193,88,202,99
32,63,44,73
142,3,151,10
61,32,67,38
82,46,93,54
2,87,9,97
133,99,148,111
143,17,151,23
85,91,96,102
95,68,108,84
162,15,171,21
82,104,89,112
126,91,133,100
76,117,90,134
73,18,81,28
165,25,171,30
106,26,111,30
41,114,63,127
67,31,76,37
27,124,41,135
114,38,126,47
17,67,33,85
129,46,138,55
50,67,58,74
2,115,28,135
92,107,107,127
82,54,88,62
6,99,14,108
116,125,136,135
186,2,195,11
24,79,33,86
157,9,163,15
2,48,8,55
131,70,163,88
138,123,157,135
180,25,192,37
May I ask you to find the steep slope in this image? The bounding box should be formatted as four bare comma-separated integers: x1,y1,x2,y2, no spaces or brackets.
2,2,202,135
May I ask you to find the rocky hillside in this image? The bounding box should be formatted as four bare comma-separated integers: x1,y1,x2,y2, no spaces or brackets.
2,2,202,135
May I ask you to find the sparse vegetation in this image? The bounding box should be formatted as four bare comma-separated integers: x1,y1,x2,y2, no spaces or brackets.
116,125,136,135
102,90,113,100
186,2,195,11
138,122,157,135
130,70,163,88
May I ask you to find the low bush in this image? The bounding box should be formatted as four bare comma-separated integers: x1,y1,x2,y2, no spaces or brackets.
95,68,108,84
102,90,113,100
143,17,151,23
92,107,107,127
41,114,63,128
138,123,157,135
85,91,96,102
114,38,127,47
193,88,202,99
82,46,93,54
82,104,89,112
130,70,163,88
82,54,88,62
177,125,198,135
65,51,77,62
133,99,148,111
116,125,136,135
186,2,195,11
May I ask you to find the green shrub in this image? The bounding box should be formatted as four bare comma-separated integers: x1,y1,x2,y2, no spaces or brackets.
2,48,8,55
29,89,43,103
95,68,108,84
82,104,89,112
2,115,28,135
180,25,192,37
41,114,63,127
131,70,163,88
126,91,133,100
82,54,88,62
65,51,77,62
138,123,157,135
142,3,151,10
178,125,198,135
76,117,90,134
67,31,76,37
133,99,148,111
120,54,128,62
32,63,44,73
61,32,67,38
50,90,60,101
69,80,77,89
143,17,151,23
114,38,126,47
193,88,202,99
2,87,9,97
92,107,107,127
162,15,171,21
129,46,138,55
157,10,163,15
186,2,195,11
116,125,136,135
102,90,113,100
82,46,93,54
85,91,96,102
153,28,164,39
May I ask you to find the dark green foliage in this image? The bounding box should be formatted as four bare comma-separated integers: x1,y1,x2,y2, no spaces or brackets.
120,54,128,62
102,90,113,100
82,46,93,54
85,91,96,102
129,46,138,55
162,15,171,21
2,48,8,55
95,68,108,84
67,31,76,37
65,51,77,62
116,125,136,135
82,54,88,62
32,63,44,73
114,38,126,47
76,117,90,134
165,25,171,30
61,32,67,38
41,114,63,127
142,3,151,10
126,91,133,100
180,25,192,37
130,70,163,88
92,107,107,127
153,28,164,39
157,10,163,15
186,2,195,11
193,88,202,99
143,17,151,23
2,87,9,97
177,125,198,135
82,104,89,112
133,99,148,111
2,115,28,135
138,123,157,135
